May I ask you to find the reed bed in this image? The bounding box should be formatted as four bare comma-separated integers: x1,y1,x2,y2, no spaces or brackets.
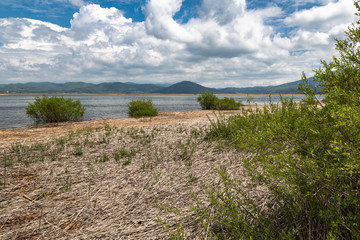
1,110,249,239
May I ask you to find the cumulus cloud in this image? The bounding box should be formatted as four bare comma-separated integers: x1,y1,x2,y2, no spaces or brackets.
0,0,357,87
282,0,356,54
144,0,197,41
145,0,283,59
285,0,355,30
199,0,246,24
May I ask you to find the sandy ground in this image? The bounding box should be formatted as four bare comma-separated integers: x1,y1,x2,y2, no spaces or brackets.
0,109,255,239
0,108,257,149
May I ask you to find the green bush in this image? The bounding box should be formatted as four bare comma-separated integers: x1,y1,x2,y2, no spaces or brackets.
26,95,85,123
216,97,242,110
197,92,219,110
128,99,158,117
197,92,242,110
165,2,360,239
201,97,360,239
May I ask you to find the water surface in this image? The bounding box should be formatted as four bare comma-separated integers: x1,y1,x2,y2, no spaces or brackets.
0,94,309,130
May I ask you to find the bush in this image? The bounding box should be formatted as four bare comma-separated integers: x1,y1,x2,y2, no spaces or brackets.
203,98,360,239
163,2,360,239
216,97,242,110
128,99,158,117
197,92,242,110
26,95,85,123
172,94,360,239
197,92,219,110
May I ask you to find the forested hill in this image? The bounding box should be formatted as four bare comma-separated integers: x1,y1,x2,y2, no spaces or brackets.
220,77,319,94
0,82,164,94
0,78,320,94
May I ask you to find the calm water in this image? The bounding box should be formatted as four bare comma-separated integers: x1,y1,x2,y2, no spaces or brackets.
0,94,308,130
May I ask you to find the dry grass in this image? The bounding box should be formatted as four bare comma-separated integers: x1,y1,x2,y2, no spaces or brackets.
0,109,251,239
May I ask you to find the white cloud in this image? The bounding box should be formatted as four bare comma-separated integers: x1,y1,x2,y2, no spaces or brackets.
144,0,198,41
0,0,357,87
285,0,356,30
281,0,356,55
145,0,283,59
69,0,86,7
199,0,246,24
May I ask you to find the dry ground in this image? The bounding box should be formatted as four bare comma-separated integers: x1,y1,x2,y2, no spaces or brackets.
0,109,252,239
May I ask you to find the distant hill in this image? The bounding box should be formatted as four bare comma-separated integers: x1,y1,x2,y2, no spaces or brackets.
153,78,320,94
0,82,163,94
156,81,214,94
218,78,319,94
93,82,163,93
153,83,173,87
0,78,321,94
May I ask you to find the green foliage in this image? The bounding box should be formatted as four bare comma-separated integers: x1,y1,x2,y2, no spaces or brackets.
216,97,242,110
197,92,242,110
73,147,83,156
99,154,109,163
122,159,132,166
118,148,136,159
128,99,158,117
175,3,360,239
26,95,85,123
197,92,219,110
201,97,359,239
310,2,360,107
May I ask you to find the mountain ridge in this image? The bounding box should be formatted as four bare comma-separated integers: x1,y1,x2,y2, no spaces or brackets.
0,78,320,94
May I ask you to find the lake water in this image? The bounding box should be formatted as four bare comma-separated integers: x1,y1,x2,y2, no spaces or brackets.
0,94,308,130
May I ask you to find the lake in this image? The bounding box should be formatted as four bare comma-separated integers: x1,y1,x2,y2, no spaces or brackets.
0,94,308,130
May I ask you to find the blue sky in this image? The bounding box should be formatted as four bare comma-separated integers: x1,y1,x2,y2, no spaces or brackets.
0,0,148,27
0,0,357,87
0,0,326,27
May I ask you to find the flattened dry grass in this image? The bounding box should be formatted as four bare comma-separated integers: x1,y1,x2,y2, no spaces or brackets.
0,111,247,239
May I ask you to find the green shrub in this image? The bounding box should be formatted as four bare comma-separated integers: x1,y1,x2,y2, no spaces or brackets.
180,93,359,239
197,92,242,110
128,99,158,117
26,95,85,123
216,97,242,110
204,97,360,239
164,2,360,239
197,92,218,110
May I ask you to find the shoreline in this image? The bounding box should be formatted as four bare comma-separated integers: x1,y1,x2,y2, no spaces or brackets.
0,108,259,148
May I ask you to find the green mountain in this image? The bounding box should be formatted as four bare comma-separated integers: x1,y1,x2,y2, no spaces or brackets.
0,78,320,94
153,78,320,94
92,82,163,93
0,82,163,94
156,81,213,94
218,78,319,94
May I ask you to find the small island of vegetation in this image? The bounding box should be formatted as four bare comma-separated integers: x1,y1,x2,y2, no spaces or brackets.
128,99,158,118
197,92,243,110
26,95,85,123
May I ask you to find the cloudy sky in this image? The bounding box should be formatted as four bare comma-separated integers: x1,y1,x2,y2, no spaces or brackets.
0,0,357,87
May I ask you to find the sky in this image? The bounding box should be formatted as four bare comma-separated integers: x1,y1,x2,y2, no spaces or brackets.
0,0,357,88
